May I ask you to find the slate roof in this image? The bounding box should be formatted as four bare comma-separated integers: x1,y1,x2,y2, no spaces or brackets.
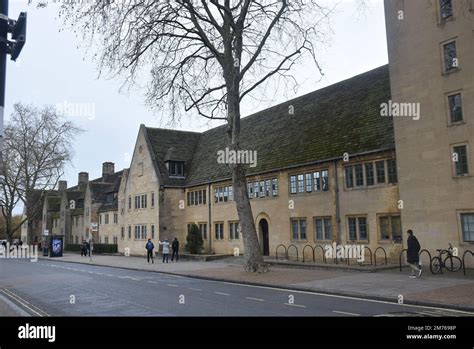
145,128,201,186
145,65,393,187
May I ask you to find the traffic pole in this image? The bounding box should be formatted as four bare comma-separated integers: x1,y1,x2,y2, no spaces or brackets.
0,0,8,169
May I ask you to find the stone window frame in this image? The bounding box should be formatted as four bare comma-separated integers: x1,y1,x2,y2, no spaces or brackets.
451,142,470,177
347,215,369,242
214,222,224,240
314,216,332,242
344,159,397,190
290,218,307,241
228,221,240,240
289,169,328,196
440,38,459,74
457,210,474,244
445,89,465,126
198,222,208,240
377,214,402,243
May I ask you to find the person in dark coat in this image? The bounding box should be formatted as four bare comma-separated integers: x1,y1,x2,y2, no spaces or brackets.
81,241,87,257
145,238,155,263
171,238,179,262
407,229,422,278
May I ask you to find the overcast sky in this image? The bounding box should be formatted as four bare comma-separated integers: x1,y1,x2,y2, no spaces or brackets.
6,0,388,194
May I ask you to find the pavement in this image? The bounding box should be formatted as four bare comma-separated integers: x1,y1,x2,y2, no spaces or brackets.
1,258,473,317
25,252,474,312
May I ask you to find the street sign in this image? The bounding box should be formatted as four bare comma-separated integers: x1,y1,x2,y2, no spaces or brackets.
43,229,49,236
91,222,98,232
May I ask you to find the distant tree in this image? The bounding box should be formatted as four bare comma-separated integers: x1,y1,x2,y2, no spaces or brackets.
0,103,82,243
186,224,204,254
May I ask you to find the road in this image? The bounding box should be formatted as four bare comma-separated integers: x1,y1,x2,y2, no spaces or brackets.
0,258,472,317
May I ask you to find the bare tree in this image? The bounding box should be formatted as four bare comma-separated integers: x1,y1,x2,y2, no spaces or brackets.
0,103,82,243
58,0,333,272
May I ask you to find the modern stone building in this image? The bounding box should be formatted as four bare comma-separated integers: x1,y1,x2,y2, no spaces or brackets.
385,0,474,262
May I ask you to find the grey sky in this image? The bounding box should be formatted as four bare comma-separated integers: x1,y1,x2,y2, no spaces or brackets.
6,0,388,195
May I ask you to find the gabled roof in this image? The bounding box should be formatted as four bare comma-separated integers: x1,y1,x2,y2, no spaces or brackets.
144,65,393,187
144,127,201,187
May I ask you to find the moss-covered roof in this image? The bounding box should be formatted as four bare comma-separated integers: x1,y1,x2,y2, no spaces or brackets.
146,65,393,187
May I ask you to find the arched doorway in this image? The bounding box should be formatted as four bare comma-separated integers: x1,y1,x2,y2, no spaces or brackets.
259,219,269,256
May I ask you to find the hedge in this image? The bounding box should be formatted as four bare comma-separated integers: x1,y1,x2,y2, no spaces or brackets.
65,244,118,254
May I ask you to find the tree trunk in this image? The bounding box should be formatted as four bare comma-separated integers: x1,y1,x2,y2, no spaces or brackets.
226,72,268,273
232,163,268,272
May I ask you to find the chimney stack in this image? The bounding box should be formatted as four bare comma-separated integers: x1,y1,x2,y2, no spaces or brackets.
58,180,67,191
78,172,89,186
102,162,115,181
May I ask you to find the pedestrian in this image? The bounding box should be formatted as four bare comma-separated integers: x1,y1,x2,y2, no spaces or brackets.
158,239,170,263
81,241,87,257
145,238,155,264
407,229,422,278
85,241,91,257
171,238,179,262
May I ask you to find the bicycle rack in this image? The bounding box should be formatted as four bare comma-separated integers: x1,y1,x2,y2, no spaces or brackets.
302,245,315,263
275,244,287,261
314,244,326,263
374,247,387,266
399,249,407,271
462,250,473,276
287,244,299,261
359,246,373,266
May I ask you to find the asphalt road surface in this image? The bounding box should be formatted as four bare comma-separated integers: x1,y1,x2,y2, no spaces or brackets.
0,259,472,317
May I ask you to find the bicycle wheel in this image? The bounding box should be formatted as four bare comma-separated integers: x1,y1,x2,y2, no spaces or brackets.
430,257,442,274
443,255,462,272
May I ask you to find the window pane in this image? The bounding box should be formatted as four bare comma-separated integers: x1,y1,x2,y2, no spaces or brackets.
224,186,229,202
461,213,474,242
443,41,457,71
454,145,469,175
290,175,296,194
358,217,368,240
272,178,278,196
248,182,253,198
297,174,304,193
379,216,390,240
265,180,271,197
305,173,312,192
324,218,332,240
440,0,453,20
365,163,374,186
345,166,354,188
254,182,259,198
376,161,386,183
355,164,364,186
448,93,463,122
292,220,299,240
260,181,265,198
322,170,329,191
315,219,323,240
387,159,398,184
299,219,306,240
313,172,321,192
229,186,233,201
348,218,357,241
391,216,402,241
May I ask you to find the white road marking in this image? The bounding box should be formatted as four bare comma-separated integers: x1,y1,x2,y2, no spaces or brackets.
216,280,474,315
245,297,264,302
189,288,202,291
105,274,114,277
284,303,306,308
1,289,49,317
147,281,158,284
333,310,360,316
167,284,178,287
215,292,230,296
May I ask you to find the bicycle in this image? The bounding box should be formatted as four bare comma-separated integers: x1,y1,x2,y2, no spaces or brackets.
430,243,462,274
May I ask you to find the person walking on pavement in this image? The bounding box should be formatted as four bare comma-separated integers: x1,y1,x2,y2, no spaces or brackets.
81,241,87,257
171,238,179,262
407,229,422,278
145,238,155,263
85,240,91,257
158,239,170,263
